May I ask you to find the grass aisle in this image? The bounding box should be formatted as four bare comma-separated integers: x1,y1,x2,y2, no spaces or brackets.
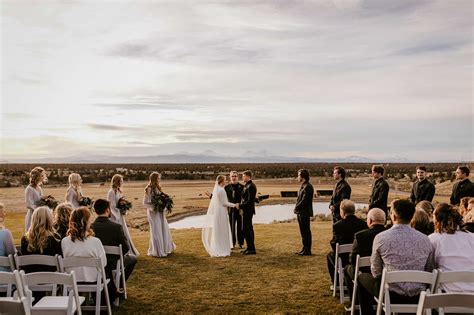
117,221,345,314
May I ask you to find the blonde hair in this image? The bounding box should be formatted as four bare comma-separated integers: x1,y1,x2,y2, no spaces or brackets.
145,172,162,193
29,167,47,186
26,206,57,254
216,175,226,185
111,174,123,192
416,200,434,216
66,173,82,200
410,209,431,233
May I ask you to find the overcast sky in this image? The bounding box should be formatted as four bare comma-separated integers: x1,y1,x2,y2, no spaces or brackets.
1,0,473,161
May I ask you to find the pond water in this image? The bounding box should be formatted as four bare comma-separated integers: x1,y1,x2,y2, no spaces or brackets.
169,202,367,229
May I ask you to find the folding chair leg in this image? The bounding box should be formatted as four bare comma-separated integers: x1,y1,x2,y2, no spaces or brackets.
339,267,345,304
95,288,101,315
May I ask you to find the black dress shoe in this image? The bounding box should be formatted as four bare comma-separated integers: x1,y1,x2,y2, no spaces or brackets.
298,251,312,256
243,250,256,255
295,248,305,255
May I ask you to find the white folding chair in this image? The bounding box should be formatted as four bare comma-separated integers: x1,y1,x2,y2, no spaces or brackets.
0,255,16,295
14,254,60,294
0,297,31,315
347,255,371,315
58,257,111,315
416,291,474,315
103,244,127,305
332,243,353,303
21,271,84,315
0,255,16,271
376,268,438,315
0,270,25,299
434,270,474,293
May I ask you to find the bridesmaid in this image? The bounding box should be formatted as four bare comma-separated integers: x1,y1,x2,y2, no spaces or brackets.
25,167,47,232
65,173,82,208
143,172,176,257
107,174,139,256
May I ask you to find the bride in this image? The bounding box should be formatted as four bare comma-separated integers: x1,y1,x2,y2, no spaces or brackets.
202,175,236,257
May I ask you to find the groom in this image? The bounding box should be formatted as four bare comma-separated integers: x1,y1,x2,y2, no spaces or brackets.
238,170,257,255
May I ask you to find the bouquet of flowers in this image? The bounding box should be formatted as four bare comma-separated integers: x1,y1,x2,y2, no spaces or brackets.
78,196,93,207
151,192,174,214
117,197,132,215
38,195,59,209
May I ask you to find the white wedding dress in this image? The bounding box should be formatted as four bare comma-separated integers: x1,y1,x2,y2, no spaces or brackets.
202,183,235,257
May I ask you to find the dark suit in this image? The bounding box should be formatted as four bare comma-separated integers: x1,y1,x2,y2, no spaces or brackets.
330,179,352,222
410,179,435,204
450,178,474,205
92,216,137,299
327,214,368,282
294,181,314,253
369,178,390,214
344,225,386,299
224,183,244,247
241,180,257,252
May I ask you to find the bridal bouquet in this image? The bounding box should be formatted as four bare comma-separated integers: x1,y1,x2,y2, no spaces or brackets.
78,196,93,208
151,192,174,214
117,197,132,215
38,195,59,209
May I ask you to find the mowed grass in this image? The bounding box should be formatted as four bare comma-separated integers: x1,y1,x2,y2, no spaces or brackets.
115,221,344,314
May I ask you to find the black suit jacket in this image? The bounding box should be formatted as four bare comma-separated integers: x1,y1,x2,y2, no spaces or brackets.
294,181,314,217
241,180,257,215
330,179,352,220
330,215,368,250
369,178,389,212
410,179,435,204
92,216,130,271
225,183,244,214
349,225,386,267
450,179,474,205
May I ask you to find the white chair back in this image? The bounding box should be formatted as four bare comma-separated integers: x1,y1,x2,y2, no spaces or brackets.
434,270,474,293
103,244,127,302
0,297,31,315
21,270,83,315
376,268,438,315
0,270,25,298
58,256,111,315
416,291,474,315
349,255,371,315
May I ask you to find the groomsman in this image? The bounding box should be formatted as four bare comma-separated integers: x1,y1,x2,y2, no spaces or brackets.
239,170,257,255
450,165,474,205
329,166,352,223
294,169,314,256
227,171,245,248
369,165,390,215
410,165,435,204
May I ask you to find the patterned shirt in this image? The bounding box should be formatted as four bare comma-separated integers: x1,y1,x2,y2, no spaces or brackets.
371,224,434,297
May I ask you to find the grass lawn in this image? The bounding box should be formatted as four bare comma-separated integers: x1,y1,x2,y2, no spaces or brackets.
115,221,345,314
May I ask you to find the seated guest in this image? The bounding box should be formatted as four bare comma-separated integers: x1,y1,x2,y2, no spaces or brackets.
61,207,107,291
53,203,74,239
92,199,137,300
429,203,474,292
416,200,435,232
357,199,434,315
327,199,368,282
463,198,474,232
344,208,386,299
21,206,62,273
0,203,15,271
410,209,433,235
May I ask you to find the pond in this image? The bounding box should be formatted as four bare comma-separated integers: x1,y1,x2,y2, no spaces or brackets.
169,202,367,229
